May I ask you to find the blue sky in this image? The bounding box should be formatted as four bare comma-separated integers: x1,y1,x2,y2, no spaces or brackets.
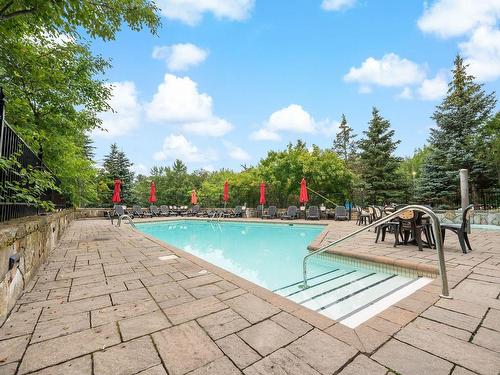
90,0,500,174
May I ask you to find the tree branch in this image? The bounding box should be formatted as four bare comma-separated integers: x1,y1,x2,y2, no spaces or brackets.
0,7,35,21
0,1,13,16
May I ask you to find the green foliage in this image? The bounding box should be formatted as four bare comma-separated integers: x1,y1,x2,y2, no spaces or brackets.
0,0,161,41
358,107,406,204
0,153,59,211
417,55,497,204
99,143,135,205
333,114,357,164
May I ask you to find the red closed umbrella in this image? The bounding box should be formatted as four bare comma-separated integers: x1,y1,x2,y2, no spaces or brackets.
149,181,157,203
112,178,121,203
191,189,198,205
223,180,229,208
299,178,309,204
259,181,266,205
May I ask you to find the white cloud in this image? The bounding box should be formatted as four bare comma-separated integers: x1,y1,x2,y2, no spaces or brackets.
344,53,426,90
154,134,217,163
321,0,356,12
131,163,149,175
417,0,500,38
251,105,339,141
146,74,233,137
152,43,208,71
418,0,500,82
460,26,500,82
156,0,255,26
398,87,413,100
223,141,251,161
250,128,281,141
417,73,448,101
95,81,142,138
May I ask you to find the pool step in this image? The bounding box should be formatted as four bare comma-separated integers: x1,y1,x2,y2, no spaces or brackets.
275,271,431,327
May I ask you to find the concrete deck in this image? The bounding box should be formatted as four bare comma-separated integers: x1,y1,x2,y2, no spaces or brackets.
0,218,499,374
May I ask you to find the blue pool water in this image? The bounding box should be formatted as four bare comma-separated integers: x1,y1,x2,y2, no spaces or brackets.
136,220,327,290
136,219,430,327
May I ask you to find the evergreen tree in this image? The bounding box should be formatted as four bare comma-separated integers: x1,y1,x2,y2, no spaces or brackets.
102,143,135,204
417,55,497,205
333,114,357,163
358,107,403,204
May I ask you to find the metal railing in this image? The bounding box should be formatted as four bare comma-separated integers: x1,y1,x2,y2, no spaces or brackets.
301,205,451,298
0,89,66,221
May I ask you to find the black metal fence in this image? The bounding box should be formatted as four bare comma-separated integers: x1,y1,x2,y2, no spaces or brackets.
0,89,67,222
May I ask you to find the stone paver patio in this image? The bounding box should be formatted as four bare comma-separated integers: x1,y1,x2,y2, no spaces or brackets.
0,218,499,374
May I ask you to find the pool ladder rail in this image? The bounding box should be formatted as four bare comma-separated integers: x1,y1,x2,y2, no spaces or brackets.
301,205,452,299
117,214,136,229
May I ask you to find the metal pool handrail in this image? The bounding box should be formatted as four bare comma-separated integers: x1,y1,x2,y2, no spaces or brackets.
117,214,136,228
301,205,451,298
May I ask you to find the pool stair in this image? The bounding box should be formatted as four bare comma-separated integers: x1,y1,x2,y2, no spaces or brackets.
273,269,432,328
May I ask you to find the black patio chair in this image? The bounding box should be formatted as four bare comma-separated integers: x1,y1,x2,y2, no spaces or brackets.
306,206,320,220
281,206,298,220
150,205,160,216
356,207,371,225
441,204,474,253
262,206,277,219
334,206,348,221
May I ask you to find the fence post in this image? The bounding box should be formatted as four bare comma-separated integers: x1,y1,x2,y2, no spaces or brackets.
459,169,471,233
0,87,5,158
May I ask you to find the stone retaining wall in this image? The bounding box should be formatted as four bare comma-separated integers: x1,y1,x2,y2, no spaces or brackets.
0,210,75,324
435,210,499,226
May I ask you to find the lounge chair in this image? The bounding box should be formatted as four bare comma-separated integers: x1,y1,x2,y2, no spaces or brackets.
335,206,349,221
182,205,200,216
233,206,244,217
441,204,474,253
132,205,152,218
150,205,160,216
306,206,320,220
114,205,128,217
159,205,171,216
262,206,277,219
281,206,298,220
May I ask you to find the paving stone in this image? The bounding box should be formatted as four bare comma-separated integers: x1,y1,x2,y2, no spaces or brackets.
91,299,158,326
238,319,297,356
163,296,227,325
94,336,162,375
364,316,401,335
197,308,251,340
136,365,168,375
337,354,387,375
225,294,280,324
378,306,417,326
33,278,71,291
482,308,500,332
292,307,335,330
409,317,470,341
125,279,143,290
147,282,192,303
19,323,120,373
32,312,90,343
287,328,358,374
178,274,223,289
372,339,453,375
452,366,478,375
0,335,30,366
396,321,500,375
18,290,49,304
39,295,111,322
119,310,171,341
472,327,500,353
187,356,241,375
188,284,226,299
16,297,67,313
140,274,174,287
215,280,239,291
436,297,489,319
111,288,152,305
421,306,481,332
216,288,247,301
216,334,261,369
0,362,18,375
0,307,41,340
271,311,312,336
57,265,104,280
243,348,321,375
28,355,91,375
72,273,106,287
325,323,365,352
69,281,126,301
395,296,434,314
153,320,223,375
158,295,196,309
48,287,70,300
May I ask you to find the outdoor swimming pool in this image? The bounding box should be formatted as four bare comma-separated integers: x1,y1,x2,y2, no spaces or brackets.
137,220,431,327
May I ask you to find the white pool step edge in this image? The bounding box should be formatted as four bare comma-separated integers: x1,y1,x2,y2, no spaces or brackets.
337,277,433,328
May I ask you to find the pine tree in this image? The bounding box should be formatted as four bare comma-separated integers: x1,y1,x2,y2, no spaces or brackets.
102,143,135,203
417,55,497,205
358,107,403,204
333,114,357,163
